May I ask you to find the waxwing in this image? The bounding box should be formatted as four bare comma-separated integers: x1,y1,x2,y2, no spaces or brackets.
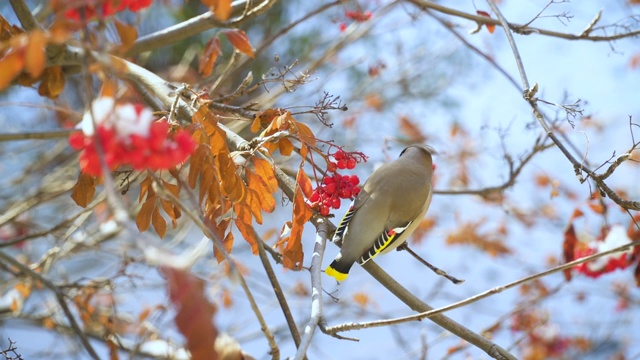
325,145,436,281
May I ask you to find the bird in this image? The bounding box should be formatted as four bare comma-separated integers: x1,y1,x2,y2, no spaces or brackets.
325,145,436,282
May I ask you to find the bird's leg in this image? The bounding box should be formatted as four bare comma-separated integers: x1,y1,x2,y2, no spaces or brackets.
396,243,465,285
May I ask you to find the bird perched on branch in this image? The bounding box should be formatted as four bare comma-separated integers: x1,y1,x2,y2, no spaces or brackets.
325,145,436,281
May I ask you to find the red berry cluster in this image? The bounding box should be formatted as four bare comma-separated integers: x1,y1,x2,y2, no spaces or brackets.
329,149,357,171
69,119,196,176
310,175,361,216
573,247,632,278
60,0,153,22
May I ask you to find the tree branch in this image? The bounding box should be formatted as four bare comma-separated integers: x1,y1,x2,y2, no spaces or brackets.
255,230,302,349
407,0,640,41
125,0,279,57
293,218,329,360
0,251,100,360
326,238,640,334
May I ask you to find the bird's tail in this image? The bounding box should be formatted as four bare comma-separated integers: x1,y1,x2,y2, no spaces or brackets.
325,260,352,282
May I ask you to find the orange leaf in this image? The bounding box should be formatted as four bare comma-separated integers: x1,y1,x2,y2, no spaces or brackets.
476,10,495,34
188,145,207,189
218,153,245,202
114,19,138,53
234,203,252,226
294,121,316,146
161,267,218,360
398,115,426,143
161,199,178,227
562,223,577,281
0,51,24,91
214,231,234,263
246,169,276,213
296,168,313,199
71,173,98,207
235,218,258,254
209,127,227,155
136,197,157,232
152,207,167,238
250,116,262,133
24,30,46,78
245,188,263,224
139,175,154,202
281,186,312,270
38,66,65,99
251,157,278,193
587,202,605,214
199,36,221,76
223,29,254,58
213,0,232,21
278,138,294,156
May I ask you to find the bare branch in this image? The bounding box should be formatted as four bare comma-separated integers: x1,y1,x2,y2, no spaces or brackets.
0,251,100,360
293,218,329,360
255,230,302,348
326,237,640,334
125,0,279,57
407,0,640,41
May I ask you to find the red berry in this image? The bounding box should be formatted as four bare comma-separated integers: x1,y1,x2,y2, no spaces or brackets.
324,183,337,194
310,190,320,202
323,198,333,207
320,206,330,216
346,158,356,169
339,188,352,198
334,150,345,160
332,197,341,209
327,161,337,172
337,159,347,169
349,175,360,185
352,187,361,196
323,176,335,185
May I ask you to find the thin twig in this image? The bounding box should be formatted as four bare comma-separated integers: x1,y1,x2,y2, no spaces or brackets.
0,251,100,360
396,243,464,284
125,0,279,57
407,0,640,41
255,230,302,349
0,130,73,142
326,237,640,333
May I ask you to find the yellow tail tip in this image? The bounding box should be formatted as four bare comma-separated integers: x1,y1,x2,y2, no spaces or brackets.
325,266,348,282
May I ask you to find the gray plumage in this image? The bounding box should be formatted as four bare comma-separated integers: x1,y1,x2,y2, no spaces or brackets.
326,145,435,281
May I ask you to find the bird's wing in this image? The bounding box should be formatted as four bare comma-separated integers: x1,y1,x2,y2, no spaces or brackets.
357,222,412,265
331,188,372,243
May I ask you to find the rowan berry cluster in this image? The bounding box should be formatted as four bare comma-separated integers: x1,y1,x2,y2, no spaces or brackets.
310,149,366,216
69,97,196,176
59,0,153,21
573,247,631,278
